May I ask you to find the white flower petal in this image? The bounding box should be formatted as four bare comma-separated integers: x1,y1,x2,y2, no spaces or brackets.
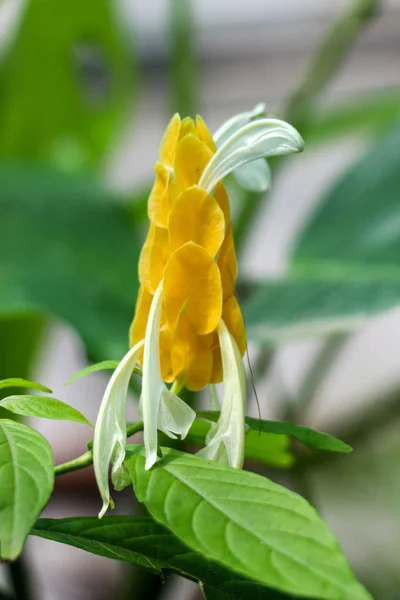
93,338,144,518
209,384,220,410
142,283,195,470
233,158,271,192
213,103,266,147
197,320,246,469
158,387,195,439
142,283,165,470
199,118,304,194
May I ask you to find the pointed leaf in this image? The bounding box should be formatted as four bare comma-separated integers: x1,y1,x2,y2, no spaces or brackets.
0,420,54,560
125,446,369,599
65,360,120,385
0,378,51,393
198,412,351,454
0,395,92,427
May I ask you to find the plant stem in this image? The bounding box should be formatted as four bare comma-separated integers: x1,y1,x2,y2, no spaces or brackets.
169,0,197,117
286,0,379,131
7,555,32,600
54,421,144,476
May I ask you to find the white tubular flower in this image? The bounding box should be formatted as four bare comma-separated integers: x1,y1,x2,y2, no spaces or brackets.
201,117,304,194
93,338,144,518
198,320,246,469
142,283,196,471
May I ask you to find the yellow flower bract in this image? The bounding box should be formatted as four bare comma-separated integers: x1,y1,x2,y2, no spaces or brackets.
130,113,246,391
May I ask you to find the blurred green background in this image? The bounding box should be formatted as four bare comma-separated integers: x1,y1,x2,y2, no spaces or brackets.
1,0,400,598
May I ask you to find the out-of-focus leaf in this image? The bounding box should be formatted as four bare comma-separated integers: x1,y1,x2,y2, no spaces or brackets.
188,419,294,468
126,446,370,600
0,378,51,393
0,420,54,560
0,395,92,427
293,124,400,280
305,89,400,145
0,315,45,419
242,279,400,344
198,412,351,454
0,164,140,360
65,360,120,385
0,0,132,170
32,516,286,599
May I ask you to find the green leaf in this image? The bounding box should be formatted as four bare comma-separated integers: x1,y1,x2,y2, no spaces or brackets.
293,124,400,281
0,378,52,393
65,360,120,385
198,412,351,454
0,164,140,360
242,278,400,344
0,0,132,170
0,395,92,427
0,419,54,560
32,516,288,599
188,419,294,468
125,446,371,600
305,88,400,146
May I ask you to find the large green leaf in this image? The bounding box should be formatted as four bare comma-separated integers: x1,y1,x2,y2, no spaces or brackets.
242,279,400,344
125,446,371,600
0,420,54,560
0,395,92,427
32,516,287,599
0,0,132,169
293,124,400,279
0,165,140,360
198,413,351,454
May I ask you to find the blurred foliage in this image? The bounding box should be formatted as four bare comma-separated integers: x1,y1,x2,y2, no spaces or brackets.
0,164,140,360
0,0,133,171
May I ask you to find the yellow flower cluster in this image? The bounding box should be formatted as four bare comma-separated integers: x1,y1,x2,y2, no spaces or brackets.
130,114,246,391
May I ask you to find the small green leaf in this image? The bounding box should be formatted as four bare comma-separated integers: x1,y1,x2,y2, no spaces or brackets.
188,419,294,468
32,516,284,599
0,419,54,560
0,395,92,427
198,412,351,454
65,360,120,385
126,446,369,600
0,378,52,393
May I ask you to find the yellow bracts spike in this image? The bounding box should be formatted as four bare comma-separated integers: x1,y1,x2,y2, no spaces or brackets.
131,112,246,393
217,223,238,300
174,134,214,191
159,113,181,167
195,115,217,152
168,185,225,257
138,224,170,294
163,241,223,336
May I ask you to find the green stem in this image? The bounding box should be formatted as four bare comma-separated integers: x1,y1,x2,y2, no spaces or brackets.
54,421,144,476
169,0,197,117
286,0,379,130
